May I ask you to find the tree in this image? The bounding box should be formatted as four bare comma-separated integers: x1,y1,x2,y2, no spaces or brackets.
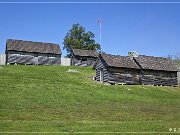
63,23,101,56
166,53,180,69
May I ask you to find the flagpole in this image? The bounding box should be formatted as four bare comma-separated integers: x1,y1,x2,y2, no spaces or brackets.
97,18,102,53
98,18,102,53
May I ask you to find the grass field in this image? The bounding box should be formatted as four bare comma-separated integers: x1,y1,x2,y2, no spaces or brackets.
0,65,180,133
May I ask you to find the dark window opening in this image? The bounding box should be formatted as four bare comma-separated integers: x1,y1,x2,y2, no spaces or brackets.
34,53,38,57
81,58,87,62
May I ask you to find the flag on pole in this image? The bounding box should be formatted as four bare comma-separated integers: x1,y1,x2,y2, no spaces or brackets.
98,18,102,32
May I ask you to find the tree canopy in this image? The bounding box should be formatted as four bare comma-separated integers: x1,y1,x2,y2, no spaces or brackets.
63,23,101,55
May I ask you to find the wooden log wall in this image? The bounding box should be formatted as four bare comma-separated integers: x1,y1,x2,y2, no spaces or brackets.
107,68,178,86
8,54,34,64
95,59,109,82
141,75,177,86
108,67,140,84
7,54,61,65
95,62,178,86
72,56,97,66
141,70,178,86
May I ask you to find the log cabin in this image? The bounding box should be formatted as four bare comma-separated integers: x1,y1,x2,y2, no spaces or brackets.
94,53,178,86
70,49,98,66
5,39,61,65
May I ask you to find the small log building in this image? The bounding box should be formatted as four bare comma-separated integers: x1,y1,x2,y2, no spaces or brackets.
95,53,178,86
6,39,61,65
70,49,98,66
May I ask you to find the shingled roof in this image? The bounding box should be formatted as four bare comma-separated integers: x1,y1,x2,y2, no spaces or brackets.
72,49,98,57
6,39,61,54
100,53,140,69
134,55,178,71
99,53,178,71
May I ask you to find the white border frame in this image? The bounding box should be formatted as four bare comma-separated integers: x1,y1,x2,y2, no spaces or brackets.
0,1,180,4
0,1,179,134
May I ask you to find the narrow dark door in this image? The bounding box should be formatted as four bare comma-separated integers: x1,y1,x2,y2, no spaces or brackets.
100,68,104,82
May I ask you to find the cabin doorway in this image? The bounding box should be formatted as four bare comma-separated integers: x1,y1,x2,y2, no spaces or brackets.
100,68,104,82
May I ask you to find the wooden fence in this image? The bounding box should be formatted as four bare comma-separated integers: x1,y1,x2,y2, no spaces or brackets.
178,72,180,85
0,54,5,65
61,57,71,66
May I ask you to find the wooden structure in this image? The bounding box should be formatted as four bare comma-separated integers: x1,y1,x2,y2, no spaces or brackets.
178,68,180,85
94,53,178,86
70,49,98,66
6,39,61,65
61,57,71,66
0,54,5,65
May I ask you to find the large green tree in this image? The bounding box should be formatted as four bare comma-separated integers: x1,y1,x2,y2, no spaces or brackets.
63,23,101,55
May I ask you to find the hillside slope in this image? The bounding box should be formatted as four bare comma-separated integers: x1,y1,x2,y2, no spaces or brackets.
0,65,180,133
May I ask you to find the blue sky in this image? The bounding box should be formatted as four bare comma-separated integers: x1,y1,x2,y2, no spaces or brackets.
0,0,180,57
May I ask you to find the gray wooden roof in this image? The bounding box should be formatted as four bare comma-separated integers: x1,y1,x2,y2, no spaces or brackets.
100,54,140,69
72,49,98,57
100,53,178,71
6,39,61,54
134,55,178,71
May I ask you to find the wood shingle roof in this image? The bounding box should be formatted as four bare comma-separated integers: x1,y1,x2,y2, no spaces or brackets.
72,49,98,57
134,55,178,71
100,54,140,69
6,39,61,54
100,53,178,72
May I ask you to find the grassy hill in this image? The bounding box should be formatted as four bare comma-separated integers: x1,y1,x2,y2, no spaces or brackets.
0,65,180,133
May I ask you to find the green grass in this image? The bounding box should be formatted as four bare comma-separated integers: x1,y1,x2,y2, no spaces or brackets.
0,65,180,133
